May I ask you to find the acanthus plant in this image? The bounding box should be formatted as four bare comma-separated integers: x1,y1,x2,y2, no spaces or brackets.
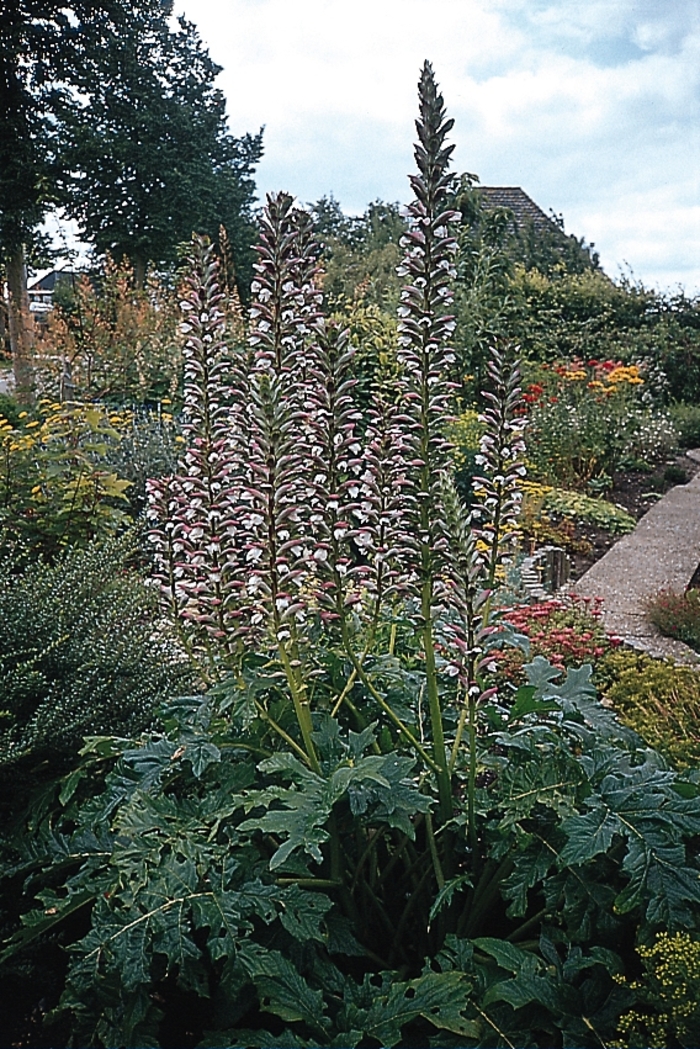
6,62,700,1049
147,62,523,833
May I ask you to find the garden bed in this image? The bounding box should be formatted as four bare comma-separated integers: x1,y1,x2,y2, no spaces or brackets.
556,452,700,581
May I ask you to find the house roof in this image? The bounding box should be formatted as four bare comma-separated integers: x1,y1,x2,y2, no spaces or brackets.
477,187,558,236
28,269,75,293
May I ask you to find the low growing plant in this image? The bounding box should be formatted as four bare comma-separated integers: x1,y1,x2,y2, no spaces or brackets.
613,932,700,1048
518,481,636,560
598,647,700,769
647,588,700,653
492,595,615,684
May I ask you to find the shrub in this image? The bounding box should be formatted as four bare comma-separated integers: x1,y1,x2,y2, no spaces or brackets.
614,932,700,1048
670,401,700,449
0,391,23,428
0,400,132,562
0,533,193,790
597,648,700,768
34,257,182,404
100,405,182,516
647,588,700,652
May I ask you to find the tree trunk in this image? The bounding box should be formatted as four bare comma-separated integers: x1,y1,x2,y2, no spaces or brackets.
6,245,35,405
132,255,147,290
0,276,9,359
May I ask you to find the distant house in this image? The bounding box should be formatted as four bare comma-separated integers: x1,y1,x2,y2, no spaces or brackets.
476,185,599,272
477,186,559,236
27,270,76,316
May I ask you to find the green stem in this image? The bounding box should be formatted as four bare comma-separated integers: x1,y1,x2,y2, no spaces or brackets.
275,878,342,888
389,863,433,965
505,907,547,943
341,620,441,775
467,691,478,859
276,636,320,774
253,699,313,767
376,823,422,888
449,687,468,773
421,586,452,823
458,854,514,938
351,827,387,892
425,810,445,891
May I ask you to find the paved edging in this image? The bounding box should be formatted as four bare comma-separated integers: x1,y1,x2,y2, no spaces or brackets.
572,453,700,666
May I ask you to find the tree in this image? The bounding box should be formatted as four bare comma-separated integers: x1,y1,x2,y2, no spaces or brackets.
0,2,262,406
311,196,407,310
57,9,263,292
0,1,150,401
0,0,59,402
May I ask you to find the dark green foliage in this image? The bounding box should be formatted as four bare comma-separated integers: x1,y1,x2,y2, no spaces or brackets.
454,177,600,280
1,659,699,1045
670,402,700,449
0,533,193,789
448,176,599,393
56,7,263,291
504,270,700,405
0,0,143,263
663,463,688,486
0,390,22,427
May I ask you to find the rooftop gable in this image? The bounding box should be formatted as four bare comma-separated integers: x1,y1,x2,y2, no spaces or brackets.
477,186,558,236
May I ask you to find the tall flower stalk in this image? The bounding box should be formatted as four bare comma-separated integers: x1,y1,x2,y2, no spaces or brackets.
241,193,326,769
471,343,527,590
395,61,460,822
147,237,242,671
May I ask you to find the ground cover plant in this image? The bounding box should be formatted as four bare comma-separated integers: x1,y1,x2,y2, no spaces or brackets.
596,648,700,771
1,63,700,1049
646,588,700,654
491,595,615,684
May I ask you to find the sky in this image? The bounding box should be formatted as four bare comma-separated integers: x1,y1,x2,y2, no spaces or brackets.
170,0,700,294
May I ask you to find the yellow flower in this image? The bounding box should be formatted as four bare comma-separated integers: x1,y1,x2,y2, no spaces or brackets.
174,435,186,443
18,411,28,419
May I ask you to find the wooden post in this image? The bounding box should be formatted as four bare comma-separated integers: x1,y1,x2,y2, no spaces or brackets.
6,245,35,405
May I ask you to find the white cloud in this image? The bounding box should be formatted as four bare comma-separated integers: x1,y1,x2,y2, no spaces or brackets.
176,0,700,292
